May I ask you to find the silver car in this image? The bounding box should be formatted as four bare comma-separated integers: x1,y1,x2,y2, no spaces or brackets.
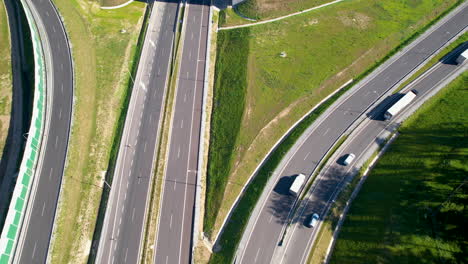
307,213,320,228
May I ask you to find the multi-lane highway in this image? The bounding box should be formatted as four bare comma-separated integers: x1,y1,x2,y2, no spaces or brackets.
278,44,468,264
236,4,467,263
14,0,74,262
155,0,210,262
95,1,179,263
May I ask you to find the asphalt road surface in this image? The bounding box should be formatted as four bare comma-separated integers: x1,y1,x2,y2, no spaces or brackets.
154,0,209,263
278,45,468,264
95,2,179,263
237,4,467,264
15,0,73,262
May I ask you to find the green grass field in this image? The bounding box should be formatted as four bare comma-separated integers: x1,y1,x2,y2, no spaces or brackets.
204,28,250,236
207,0,461,243
0,2,12,159
330,72,468,264
49,1,145,263
236,0,332,20
100,0,129,7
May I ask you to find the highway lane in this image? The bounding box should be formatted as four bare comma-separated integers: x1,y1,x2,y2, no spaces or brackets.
237,4,468,264
15,0,73,262
154,0,209,262
95,1,179,263
279,47,467,264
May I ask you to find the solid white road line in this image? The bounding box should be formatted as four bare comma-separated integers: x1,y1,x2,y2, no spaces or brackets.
41,202,46,216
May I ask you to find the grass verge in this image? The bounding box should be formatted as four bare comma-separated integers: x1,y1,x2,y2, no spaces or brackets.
207,0,463,244
330,72,468,263
194,8,219,264
48,1,146,263
0,1,12,159
203,27,250,236
208,0,464,262
236,0,331,21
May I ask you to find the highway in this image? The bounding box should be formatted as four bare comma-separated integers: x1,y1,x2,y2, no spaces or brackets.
154,0,210,262
278,44,468,264
236,4,468,264
14,0,74,262
95,1,179,263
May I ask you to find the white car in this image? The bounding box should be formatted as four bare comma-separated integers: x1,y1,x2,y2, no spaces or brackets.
307,213,320,228
343,153,355,166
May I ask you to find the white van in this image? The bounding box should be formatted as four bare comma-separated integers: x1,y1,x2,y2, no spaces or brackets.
343,153,355,166
289,174,306,196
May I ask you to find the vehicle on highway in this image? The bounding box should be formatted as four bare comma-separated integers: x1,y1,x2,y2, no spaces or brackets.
384,91,417,120
307,213,320,228
343,153,356,166
456,48,467,65
289,173,306,196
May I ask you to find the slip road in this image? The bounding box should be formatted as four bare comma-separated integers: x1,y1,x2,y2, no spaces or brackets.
15,0,73,262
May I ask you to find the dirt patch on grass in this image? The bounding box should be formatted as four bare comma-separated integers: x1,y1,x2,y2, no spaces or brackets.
338,11,371,30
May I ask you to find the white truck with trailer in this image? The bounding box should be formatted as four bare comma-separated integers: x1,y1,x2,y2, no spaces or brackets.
289,173,306,196
384,91,417,120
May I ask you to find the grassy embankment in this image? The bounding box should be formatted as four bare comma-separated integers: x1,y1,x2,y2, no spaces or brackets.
330,72,468,264
206,0,462,246
236,0,332,21
0,2,12,158
100,0,129,7
194,8,220,264
204,27,250,238
48,1,145,263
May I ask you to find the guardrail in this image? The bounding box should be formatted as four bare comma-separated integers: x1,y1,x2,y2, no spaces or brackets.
0,1,46,263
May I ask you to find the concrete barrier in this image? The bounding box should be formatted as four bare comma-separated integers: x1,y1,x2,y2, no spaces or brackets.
0,1,46,263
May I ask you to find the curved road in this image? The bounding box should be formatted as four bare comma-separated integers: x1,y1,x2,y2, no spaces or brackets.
278,44,468,264
236,4,467,264
14,0,73,262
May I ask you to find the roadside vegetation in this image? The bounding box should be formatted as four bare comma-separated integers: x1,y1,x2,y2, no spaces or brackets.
204,28,250,236
330,72,468,263
0,2,12,158
206,0,462,247
49,1,145,263
100,0,129,7
235,0,332,21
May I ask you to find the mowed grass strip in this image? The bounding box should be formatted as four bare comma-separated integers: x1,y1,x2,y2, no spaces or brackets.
204,28,250,236
330,72,468,264
207,0,462,243
0,1,12,157
49,1,145,263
